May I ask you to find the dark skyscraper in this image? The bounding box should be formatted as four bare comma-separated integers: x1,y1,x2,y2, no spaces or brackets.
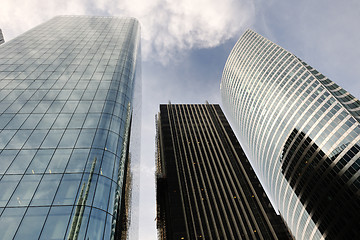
156,103,291,239
0,29,4,44
221,29,360,239
0,16,141,239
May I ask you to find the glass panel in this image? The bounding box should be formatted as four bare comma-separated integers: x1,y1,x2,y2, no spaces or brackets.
93,176,111,212
75,101,91,113
98,113,111,129
39,206,73,240
92,129,108,149
65,149,90,173
46,149,72,173
53,174,82,205
13,207,49,239
80,173,98,206
0,207,26,239
23,129,48,149
6,129,32,149
0,114,14,129
103,214,112,239
52,113,72,129
8,174,41,206
19,101,40,114
86,149,103,174
105,131,118,154
89,101,104,113
36,113,56,128
58,129,80,148
66,206,91,239
47,101,66,113
4,114,28,129
100,151,115,179
107,180,117,215
21,113,43,129
41,129,64,148
68,114,86,128
0,129,16,148
26,149,55,174
61,101,78,113
0,175,22,207
83,113,101,128
31,174,62,206
75,129,96,148
109,116,121,133
85,208,106,239
0,150,18,174
6,149,37,174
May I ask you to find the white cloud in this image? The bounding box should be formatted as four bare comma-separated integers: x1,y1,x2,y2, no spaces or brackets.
0,0,255,63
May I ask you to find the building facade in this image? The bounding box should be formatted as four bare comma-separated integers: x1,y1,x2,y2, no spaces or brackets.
0,16,141,239
221,29,360,239
0,29,4,45
156,103,292,240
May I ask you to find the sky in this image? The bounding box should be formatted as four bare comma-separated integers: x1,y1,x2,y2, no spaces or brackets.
1,0,360,239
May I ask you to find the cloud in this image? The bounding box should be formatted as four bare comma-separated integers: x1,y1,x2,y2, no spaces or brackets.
0,0,255,63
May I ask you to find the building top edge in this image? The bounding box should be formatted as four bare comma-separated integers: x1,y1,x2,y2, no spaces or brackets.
53,15,140,23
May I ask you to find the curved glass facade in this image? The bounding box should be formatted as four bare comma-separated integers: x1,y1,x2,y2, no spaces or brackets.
221,29,360,239
0,16,141,239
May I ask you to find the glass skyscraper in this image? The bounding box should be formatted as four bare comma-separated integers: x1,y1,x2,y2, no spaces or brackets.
0,29,4,45
156,103,292,239
0,16,141,239
221,29,360,239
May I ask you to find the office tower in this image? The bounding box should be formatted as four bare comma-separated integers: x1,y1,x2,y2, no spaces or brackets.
156,103,292,240
0,16,141,239
221,29,360,239
0,29,4,44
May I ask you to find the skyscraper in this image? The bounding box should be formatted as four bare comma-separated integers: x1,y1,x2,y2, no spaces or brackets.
0,29,4,45
0,16,141,239
156,103,292,239
221,29,360,239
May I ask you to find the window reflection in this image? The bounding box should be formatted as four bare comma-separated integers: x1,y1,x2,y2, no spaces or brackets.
0,150,17,174
53,174,81,205
0,175,22,207
41,129,64,148
75,129,96,148
14,207,49,239
26,149,55,174
6,129,32,149
93,176,111,212
6,149,37,174
39,206,73,240
100,151,115,179
0,207,26,239
46,149,72,173
65,149,90,173
66,206,91,239
23,129,48,149
8,174,41,206
85,208,106,239
31,174,61,206
0,129,16,148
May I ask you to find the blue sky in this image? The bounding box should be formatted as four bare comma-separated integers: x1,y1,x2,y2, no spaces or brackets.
1,0,360,239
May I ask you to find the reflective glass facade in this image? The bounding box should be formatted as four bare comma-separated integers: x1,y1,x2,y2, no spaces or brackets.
221,30,360,239
0,16,141,239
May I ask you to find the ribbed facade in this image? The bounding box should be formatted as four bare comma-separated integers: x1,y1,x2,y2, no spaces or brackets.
0,16,141,239
156,103,292,240
221,29,360,239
